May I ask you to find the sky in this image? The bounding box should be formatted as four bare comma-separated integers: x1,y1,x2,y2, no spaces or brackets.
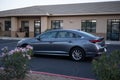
0,0,119,11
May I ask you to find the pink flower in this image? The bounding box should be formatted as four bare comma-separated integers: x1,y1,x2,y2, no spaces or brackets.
14,48,20,52
1,53,5,57
26,45,33,50
26,55,31,60
9,50,15,55
21,48,27,53
0,67,4,70
29,69,32,73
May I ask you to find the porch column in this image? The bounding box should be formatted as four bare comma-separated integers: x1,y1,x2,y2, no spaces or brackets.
96,17,107,39
41,17,48,32
11,17,18,37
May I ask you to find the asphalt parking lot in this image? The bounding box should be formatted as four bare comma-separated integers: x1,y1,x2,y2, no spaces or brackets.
0,39,120,79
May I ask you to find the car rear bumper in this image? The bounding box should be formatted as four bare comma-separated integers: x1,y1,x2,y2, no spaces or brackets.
85,48,107,57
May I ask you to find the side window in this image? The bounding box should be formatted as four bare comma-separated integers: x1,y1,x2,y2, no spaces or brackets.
67,32,76,38
40,32,57,39
57,31,68,38
67,32,82,38
57,31,81,38
75,35,81,38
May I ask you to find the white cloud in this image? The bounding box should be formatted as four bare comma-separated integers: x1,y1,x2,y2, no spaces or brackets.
0,0,119,11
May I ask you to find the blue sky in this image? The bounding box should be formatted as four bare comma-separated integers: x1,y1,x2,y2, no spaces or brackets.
0,0,119,11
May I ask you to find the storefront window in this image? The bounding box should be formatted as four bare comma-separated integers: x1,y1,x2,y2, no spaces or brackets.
51,20,63,29
5,21,11,31
107,19,120,41
81,20,96,33
34,20,41,36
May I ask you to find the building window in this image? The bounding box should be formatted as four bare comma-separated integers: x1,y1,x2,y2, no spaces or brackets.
21,21,29,27
81,20,96,33
107,19,120,41
51,20,63,29
5,21,11,31
21,21,29,32
0,22,2,31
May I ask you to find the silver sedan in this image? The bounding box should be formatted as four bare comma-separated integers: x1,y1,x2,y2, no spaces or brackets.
17,29,106,61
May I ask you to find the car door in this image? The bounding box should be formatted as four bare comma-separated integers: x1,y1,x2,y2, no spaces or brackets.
51,31,76,54
33,31,57,53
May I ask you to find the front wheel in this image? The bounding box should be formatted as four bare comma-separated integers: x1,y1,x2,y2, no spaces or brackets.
70,47,85,61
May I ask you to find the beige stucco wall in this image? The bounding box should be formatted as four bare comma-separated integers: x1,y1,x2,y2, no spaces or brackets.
0,15,120,38
11,17,18,37
48,16,81,30
49,15,120,31
48,15,120,38
41,17,48,32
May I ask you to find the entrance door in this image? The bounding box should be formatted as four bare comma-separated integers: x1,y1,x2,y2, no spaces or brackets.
107,19,120,41
34,20,41,36
21,21,29,37
5,21,11,37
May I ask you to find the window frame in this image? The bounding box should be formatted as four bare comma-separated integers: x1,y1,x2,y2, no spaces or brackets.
34,20,41,36
107,19,120,40
51,20,63,29
81,19,96,33
5,21,11,31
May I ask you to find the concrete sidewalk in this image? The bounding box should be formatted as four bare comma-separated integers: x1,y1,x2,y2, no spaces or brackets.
105,41,120,45
29,71,95,80
0,37,26,40
0,37,120,45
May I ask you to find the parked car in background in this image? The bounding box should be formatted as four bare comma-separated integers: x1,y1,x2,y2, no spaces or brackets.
17,29,106,61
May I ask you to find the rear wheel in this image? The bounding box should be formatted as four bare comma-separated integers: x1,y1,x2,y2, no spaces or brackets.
70,47,85,61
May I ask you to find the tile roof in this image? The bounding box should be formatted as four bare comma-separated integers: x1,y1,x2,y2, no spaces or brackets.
0,1,120,17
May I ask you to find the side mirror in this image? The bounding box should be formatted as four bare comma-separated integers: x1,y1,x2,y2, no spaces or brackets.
37,37,41,41
35,36,41,41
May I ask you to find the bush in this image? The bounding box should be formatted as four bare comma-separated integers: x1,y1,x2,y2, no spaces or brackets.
92,51,120,80
0,45,33,80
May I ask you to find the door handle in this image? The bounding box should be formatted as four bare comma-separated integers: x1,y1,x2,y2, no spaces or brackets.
68,41,72,43
49,42,53,44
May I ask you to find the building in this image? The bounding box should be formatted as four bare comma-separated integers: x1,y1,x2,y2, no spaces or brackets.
0,1,120,41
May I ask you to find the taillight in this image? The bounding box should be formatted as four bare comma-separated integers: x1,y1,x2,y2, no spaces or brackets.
89,40,102,43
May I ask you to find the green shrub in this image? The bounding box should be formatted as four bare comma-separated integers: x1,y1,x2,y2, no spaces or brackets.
92,51,120,80
0,45,33,80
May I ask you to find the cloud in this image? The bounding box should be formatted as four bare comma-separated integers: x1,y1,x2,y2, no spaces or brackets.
0,0,118,11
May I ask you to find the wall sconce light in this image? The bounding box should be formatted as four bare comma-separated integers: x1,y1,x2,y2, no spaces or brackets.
70,20,73,23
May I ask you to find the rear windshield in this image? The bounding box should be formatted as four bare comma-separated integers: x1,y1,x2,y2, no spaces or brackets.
77,30,97,38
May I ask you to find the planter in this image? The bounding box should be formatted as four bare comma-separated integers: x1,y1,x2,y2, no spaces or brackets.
17,32,25,37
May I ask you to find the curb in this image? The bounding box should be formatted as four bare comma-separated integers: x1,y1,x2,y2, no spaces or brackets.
31,71,95,80
105,41,120,45
0,37,24,40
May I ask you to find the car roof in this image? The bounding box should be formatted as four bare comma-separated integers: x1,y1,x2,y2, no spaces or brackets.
46,29,97,38
47,29,79,32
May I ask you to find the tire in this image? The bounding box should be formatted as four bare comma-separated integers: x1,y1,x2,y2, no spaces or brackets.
70,47,85,61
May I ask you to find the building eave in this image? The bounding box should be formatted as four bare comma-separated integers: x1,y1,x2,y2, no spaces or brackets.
49,12,120,16
0,12,120,18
